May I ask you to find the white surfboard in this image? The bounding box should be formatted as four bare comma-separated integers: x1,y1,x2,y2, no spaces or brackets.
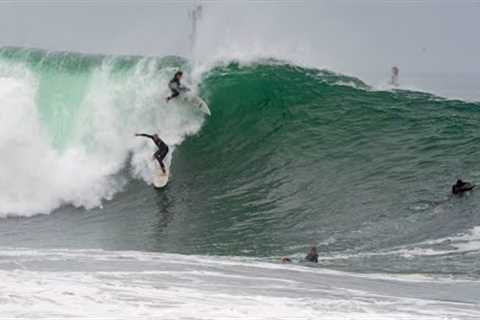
152,163,169,188
181,94,211,115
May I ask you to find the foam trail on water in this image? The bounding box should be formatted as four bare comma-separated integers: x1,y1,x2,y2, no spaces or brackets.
0,54,205,217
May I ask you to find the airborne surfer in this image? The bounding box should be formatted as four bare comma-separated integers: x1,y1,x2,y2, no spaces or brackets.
135,133,169,174
166,71,190,102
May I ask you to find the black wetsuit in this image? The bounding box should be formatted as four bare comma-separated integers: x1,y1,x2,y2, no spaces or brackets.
168,78,181,99
305,253,319,263
452,180,475,195
136,133,169,172
167,77,189,101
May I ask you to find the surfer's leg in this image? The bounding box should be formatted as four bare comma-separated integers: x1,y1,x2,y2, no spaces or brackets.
166,90,180,102
159,145,169,161
154,146,169,173
153,151,166,173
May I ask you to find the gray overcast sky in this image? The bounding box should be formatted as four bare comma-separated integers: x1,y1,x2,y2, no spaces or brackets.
0,1,479,76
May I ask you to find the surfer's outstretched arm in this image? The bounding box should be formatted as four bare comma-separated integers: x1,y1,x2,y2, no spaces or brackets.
135,133,167,154
135,133,155,141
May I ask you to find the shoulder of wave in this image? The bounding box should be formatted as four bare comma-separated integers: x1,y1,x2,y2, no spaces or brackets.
370,82,480,105
195,56,370,89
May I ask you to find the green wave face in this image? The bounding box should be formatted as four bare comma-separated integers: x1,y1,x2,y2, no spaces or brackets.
174,62,480,261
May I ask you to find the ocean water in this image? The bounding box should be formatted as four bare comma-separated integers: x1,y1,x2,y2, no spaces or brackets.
0,47,479,318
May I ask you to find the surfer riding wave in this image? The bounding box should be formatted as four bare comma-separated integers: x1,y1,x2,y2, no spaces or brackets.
166,71,190,102
135,133,169,174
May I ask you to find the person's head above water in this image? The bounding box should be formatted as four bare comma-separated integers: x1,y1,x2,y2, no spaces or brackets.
174,71,183,80
305,246,319,263
456,179,464,186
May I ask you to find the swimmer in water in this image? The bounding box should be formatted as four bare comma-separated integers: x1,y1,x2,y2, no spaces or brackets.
280,246,319,264
452,179,475,195
281,257,292,263
305,246,319,263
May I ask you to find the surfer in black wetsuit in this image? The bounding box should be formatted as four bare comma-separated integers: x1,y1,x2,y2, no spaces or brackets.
279,246,319,264
305,246,319,263
135,133,169,173
166,71,190,102
452,179,475,195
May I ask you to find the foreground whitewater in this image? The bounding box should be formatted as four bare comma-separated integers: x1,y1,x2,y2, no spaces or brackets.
1,247,479,319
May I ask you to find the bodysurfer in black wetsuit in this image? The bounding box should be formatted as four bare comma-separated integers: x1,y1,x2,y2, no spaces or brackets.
452,179,475,195
135,133,169,174
280,246,319,264
166,71,190,102
305,246,319,263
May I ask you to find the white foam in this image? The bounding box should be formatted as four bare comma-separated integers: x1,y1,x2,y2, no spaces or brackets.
320,226,480,264
0,59,205,217
0,248,478,319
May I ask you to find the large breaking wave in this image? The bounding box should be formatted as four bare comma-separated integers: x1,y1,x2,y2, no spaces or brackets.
1,46,480,277
0,47,205,216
